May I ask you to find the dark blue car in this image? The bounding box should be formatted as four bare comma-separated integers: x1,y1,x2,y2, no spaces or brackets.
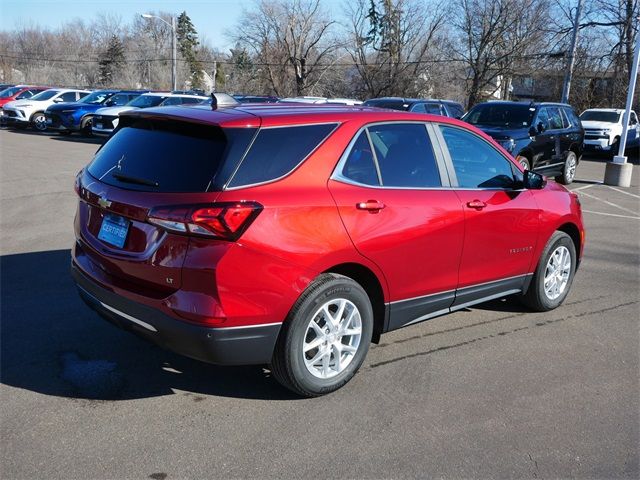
44,90,147,136
462,101,584,185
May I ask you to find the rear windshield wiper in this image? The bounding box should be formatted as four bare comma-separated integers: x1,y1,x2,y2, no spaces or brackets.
112,172,159,187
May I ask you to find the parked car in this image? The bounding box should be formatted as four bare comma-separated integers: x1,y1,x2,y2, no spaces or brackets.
92,92,208,136
44,90,147,136
0,85,50,108
462,101,584,184
580,108,639,157
363,97,465,118
1,88,90,131
233,95,279,103
71,103,584,396
0,83,14,92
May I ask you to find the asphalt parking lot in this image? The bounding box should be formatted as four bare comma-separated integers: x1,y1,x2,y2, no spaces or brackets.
1,128,638,479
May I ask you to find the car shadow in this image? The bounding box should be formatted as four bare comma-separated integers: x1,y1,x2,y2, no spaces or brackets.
2,127,104,145
0,249,298,401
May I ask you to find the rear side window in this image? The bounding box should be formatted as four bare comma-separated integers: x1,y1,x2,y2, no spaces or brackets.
446,103,465,118
368,123,441,188
546,107,564,129
424,103,444,115
87,120,256,193
227,124,337,188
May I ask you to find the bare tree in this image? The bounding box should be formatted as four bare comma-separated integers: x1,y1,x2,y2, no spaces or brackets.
344,0,449,98
455,0,550,107
228,0,340,96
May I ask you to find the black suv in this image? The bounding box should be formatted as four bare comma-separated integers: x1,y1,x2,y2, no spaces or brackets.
363,97,465,118
463,101,584,184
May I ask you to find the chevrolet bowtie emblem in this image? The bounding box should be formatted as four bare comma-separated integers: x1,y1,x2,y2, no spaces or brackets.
98,196,112,209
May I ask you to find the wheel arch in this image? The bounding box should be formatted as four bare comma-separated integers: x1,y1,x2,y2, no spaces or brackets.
557,222,582,268
28,110,45,121
322,262,386,343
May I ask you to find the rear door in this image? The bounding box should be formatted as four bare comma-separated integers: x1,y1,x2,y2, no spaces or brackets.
436,124,540,306
329,122,464,331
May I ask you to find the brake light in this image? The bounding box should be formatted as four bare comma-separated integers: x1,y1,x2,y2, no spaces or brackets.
148,202,262,241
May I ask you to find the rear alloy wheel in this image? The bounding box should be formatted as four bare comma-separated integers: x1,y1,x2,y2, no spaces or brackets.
555,151,577,185
271,273,373,397
516,155,531,171
31,113,47,132
520,231,576,312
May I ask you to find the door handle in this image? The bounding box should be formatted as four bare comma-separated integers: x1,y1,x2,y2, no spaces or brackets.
466,200,487,210
356,200,385,213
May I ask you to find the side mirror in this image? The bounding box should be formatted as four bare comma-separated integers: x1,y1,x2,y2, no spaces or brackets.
53,97,64,103
523,170,546,190
105,99,116,106
528,125,537,137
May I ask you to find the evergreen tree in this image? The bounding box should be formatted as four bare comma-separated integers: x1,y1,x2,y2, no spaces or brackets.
98,35,125,86
176,11,203,89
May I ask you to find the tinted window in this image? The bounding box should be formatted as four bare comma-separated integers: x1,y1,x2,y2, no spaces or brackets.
535,108,550,130
160,96,187,106
446,104,465,118
424,103,443,115
60,91,78,102
410,103,426,113
30,90,59,101
363,100,409,111
81,91,113,105
228,124,337,188
440,126,515,189
367,123,441,188
342,131,380,186
88,120,251,193
108,93,131,106
0,87,22,98
128,95,167,108
580,111,620,123
16,90,33,99
464,103,535,127
546,107,563,129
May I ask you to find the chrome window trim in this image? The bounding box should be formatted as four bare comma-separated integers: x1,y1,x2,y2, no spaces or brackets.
330,120,451,190
224,122,340,191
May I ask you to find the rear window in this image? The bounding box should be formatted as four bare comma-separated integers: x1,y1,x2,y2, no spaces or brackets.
87,120,256,192
227,123,337,188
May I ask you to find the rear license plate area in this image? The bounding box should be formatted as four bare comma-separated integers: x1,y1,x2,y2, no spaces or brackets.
98,214,130,248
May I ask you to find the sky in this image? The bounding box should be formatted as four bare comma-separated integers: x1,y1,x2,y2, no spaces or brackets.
0,0,345,52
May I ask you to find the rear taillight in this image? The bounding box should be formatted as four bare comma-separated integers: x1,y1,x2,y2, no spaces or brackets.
148,202,262,241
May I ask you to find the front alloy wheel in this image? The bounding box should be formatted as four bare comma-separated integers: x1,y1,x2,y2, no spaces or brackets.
520,231,576,311
31,113,47,132
271,273,373,397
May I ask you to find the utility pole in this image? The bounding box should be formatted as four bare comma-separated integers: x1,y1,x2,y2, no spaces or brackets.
561,0,583,104
604,21,640,188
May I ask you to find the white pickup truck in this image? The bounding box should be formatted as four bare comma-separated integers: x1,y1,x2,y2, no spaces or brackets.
580,108,639,155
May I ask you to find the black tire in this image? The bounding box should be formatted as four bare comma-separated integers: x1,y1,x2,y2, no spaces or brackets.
555,150,578,185
609,137,620,158
271,273,373,397
30,112,47,132
520,231,576,312
81,117,93,137
516,155,531,171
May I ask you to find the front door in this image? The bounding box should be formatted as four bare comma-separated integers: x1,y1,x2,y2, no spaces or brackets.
436,124,540,308
329,123,465,330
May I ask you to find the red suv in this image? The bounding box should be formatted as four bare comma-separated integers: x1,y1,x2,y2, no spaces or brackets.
71,104,585,396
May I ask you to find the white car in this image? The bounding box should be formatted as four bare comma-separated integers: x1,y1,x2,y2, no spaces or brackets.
580,108,640,155
1,88,90,131
92,92,208,136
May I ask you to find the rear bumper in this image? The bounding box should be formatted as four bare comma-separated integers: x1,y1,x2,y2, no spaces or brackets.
71,262,281,366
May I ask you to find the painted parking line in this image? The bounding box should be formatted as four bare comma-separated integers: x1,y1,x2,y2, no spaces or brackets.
578,190,639,215
582,209,640,220
571,183,602,192
606,185,640,200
